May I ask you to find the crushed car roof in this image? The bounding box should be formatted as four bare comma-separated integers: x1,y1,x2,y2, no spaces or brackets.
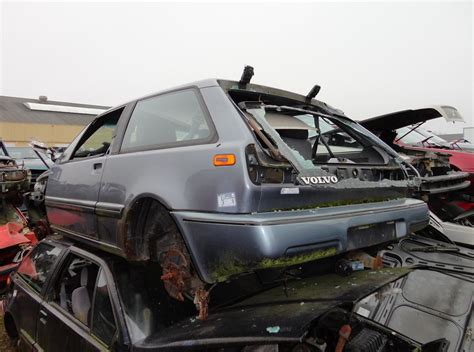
360,106,463,131
134,267,411,350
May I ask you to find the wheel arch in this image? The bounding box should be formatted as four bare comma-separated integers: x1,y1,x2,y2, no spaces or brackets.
119,193,173,261
118,194,207,307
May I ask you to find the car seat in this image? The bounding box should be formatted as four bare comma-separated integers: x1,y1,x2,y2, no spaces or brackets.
71,267,91,325
278,129,312,160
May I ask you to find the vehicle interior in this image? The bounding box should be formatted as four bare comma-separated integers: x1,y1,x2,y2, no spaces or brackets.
110,260,195,342
252,109,387,166
52,256,99,325
72,108,122,159
226,87,389,167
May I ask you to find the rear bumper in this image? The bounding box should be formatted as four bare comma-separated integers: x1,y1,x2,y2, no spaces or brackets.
172,198,429,283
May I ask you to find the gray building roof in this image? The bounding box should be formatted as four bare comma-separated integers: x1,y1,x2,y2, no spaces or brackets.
0,95,110,125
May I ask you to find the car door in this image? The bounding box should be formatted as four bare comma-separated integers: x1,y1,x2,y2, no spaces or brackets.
9,242,63,350
45,107,124,241
36,249,119,352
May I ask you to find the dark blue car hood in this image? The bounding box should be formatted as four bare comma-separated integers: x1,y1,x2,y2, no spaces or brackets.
133,267,411,350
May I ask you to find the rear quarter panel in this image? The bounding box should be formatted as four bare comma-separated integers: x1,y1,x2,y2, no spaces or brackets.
96,86,261,243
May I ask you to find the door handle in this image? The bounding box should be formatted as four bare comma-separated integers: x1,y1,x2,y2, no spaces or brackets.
93,163,102,170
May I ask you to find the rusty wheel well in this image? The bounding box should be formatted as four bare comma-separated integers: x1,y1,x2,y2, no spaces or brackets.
124,198,208,317
4,313,18,339
124,197,169,261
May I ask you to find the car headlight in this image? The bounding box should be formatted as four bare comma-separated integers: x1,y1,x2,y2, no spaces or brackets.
3,170,27,181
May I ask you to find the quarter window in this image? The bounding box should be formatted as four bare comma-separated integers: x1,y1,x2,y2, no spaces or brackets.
121,89,213,151
17,243,62,293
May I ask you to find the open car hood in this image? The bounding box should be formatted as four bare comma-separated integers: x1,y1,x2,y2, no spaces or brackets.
361,106,464,132
134,267,411,350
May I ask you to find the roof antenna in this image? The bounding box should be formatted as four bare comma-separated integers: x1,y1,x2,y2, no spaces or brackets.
306,84,321,103
239,65,254,88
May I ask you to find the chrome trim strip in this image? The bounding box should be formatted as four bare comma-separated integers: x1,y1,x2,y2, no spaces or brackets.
50,225,123,256
95,202,124,218
45,196,124,218
45,196,95,213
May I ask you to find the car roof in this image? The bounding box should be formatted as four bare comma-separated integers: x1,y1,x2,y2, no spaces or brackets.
96,78,346,120
98,79,221,115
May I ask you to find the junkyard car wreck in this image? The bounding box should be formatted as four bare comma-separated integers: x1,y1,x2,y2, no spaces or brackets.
2,67,473,352
38,69,429,313
0,156,38,292
2,235,473,351
361,106,474,246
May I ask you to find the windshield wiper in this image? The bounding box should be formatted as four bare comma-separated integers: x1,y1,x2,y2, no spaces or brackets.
419,135,434,146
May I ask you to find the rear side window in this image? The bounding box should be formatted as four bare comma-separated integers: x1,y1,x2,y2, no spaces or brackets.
17,243,62,293
51,254,100,326
121,89,214,152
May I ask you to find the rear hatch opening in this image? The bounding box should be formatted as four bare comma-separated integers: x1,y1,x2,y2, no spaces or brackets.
229,97,413,211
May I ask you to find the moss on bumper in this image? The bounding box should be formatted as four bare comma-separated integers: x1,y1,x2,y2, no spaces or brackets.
211,247,338,282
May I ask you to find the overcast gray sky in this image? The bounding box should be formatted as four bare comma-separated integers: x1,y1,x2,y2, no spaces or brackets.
1,1,472,133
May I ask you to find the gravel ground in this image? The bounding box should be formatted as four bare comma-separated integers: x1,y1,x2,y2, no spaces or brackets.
0,314,16,352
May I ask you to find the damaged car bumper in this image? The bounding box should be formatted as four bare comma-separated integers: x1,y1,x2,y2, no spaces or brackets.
172,198,428,283
418,171,471,195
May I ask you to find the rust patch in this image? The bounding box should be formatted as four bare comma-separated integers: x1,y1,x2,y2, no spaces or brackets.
160,247,210,320
348,251,383,270
160,248,190,301
194,288,210,321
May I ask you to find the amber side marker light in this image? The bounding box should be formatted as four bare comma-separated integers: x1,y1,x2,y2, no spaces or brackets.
213,154,236,166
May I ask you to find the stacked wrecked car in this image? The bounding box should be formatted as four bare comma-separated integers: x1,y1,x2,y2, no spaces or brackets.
0,156,37,292
361,106,474,246
1,68,473,351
